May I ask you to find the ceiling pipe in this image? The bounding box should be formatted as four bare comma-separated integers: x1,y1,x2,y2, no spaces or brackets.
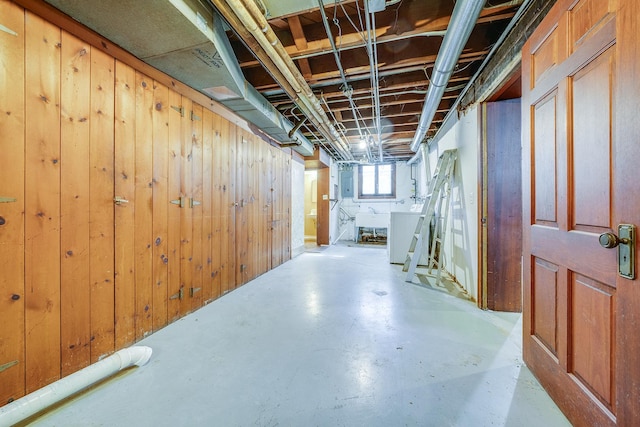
0,346,152,426
409,0,486,152
317,0,371,161
211,0,353,160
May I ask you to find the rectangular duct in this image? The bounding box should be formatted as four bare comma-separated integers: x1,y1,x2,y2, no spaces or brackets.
44,0,314,156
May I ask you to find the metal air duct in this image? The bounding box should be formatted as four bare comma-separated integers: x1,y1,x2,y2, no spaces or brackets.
44,0,315,156
409,0,486,152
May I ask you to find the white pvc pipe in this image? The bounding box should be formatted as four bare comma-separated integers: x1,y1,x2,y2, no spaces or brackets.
0,346,152,426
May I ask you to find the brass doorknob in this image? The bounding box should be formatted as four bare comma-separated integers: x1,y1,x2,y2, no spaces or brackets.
599,232,629,249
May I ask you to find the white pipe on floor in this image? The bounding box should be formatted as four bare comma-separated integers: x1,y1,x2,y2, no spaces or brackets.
0,346,152,426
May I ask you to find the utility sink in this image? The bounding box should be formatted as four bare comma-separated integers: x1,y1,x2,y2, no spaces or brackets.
355,212,389,228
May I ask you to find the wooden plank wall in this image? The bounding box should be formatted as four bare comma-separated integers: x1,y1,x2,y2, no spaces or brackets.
0,1,292,406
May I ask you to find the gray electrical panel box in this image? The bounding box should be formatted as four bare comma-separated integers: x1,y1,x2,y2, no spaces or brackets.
340,170,354,198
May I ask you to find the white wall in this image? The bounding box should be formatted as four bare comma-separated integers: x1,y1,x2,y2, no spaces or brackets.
291,159,305,257
335,161,420,241
420,107,480,301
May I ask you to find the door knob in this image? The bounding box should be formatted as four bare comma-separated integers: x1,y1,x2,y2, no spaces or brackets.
600,225,635,279
599,232,624,248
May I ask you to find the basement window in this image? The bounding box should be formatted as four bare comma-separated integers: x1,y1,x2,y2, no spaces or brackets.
358,163,396,199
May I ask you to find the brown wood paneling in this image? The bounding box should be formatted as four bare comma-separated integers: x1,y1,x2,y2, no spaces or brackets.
532,257,558,355
316,167,330,245
571,50,613,230
152,80,170,330
569,0,614,51
59,31,91,376
210,113,223,299
191,103,204,308
201,108,214,303
522,0,623,424
114,60,137,348
570,274,615,410
0,0,298,408
0,0,26,404
532,92,558,225
261,143,272,274
134,72,154,338
220,122,237,294
218,120,231,295
167,90,184,321
484,98,522,312
24,11,62,392
89,48,115,362
180,97,194,316
532,29,559,85
615,1,640,424
236,133,248,285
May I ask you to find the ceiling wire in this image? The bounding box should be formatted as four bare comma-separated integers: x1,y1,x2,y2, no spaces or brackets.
318,0,372,161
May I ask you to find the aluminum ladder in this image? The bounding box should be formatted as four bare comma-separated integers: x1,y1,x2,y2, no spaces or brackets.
403,149,457,283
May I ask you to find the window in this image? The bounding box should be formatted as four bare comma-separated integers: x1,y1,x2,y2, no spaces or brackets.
358,163,396,199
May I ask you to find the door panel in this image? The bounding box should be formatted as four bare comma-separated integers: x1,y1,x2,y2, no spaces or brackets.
483,99,522,312
522,0,639,424
615,0,640,423
316,167,330,245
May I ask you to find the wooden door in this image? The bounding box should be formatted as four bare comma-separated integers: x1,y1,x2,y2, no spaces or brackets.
522,0,640,424
316,167,330,245
482,99,522,312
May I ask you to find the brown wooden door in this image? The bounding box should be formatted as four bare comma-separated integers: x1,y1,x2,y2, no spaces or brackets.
522,0,640,425
482,98,522,312
316,167,330,245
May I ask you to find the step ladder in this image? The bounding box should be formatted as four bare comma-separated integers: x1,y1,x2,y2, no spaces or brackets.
403,149,457,284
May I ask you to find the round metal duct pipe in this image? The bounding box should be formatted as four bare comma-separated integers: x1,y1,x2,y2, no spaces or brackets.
410,0,486,152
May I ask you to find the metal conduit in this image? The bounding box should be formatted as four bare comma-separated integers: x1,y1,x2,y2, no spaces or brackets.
316,0,371,161
363,0,383,161
409,0,486,152
238,0,353,159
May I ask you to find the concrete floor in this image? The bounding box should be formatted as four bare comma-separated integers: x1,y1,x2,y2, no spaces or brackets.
25,243,570,427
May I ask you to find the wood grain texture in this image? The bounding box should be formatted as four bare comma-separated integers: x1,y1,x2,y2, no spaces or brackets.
60,31,91,375
485,99,522,312
24,11,62,392
614,0,640,424
522,0,620,424
317,167,330,245
89,48,115,362
0,1,298,407
0,0,26,404
152,81,170,330
167,90,183,321
114,60,137,348
201,108,214,303
134,72,154,338
191,103,204,309
210,113,223,299
180,97,194,317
